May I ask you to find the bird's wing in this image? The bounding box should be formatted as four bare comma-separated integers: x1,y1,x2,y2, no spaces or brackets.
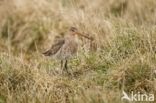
43,37,65,56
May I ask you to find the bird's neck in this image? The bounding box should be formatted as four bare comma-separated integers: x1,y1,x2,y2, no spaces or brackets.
66,33,77,41
69,33,76,38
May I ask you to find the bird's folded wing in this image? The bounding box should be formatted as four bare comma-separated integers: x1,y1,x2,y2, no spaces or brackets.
43,38,65,56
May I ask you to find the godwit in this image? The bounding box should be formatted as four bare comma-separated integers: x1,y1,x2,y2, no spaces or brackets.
43,27,93,74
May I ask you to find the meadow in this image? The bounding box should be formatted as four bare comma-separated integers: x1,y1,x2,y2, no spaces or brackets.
0,0,156,103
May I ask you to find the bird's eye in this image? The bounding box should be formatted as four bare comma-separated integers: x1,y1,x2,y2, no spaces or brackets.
70,27,77,32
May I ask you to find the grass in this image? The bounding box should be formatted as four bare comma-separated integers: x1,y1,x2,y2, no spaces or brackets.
0,0,156,103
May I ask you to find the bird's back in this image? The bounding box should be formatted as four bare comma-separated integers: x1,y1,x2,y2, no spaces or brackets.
43,36,65,56
43,34,78,60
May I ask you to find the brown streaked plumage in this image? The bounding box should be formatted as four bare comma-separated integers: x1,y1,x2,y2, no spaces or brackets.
43,27,93,74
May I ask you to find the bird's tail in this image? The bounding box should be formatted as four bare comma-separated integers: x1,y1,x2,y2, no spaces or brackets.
42,50,52,56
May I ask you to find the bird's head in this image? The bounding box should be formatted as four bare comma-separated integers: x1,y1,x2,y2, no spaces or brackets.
69,27,78,35
69,27,93,41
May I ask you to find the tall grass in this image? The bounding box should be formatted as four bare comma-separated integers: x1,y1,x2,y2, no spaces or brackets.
0,0,156,103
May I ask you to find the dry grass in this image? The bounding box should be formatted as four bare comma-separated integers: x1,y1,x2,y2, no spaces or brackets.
0,0,156,103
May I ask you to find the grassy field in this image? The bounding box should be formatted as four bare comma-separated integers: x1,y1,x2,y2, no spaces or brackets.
0,0,156,103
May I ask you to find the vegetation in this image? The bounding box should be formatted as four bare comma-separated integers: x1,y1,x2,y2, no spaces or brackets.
0,0,156,103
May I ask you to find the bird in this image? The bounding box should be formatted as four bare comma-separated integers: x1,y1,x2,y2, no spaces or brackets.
43,27,93,74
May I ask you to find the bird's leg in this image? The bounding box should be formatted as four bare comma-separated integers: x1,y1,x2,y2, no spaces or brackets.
64,60,69,74
61,60,64,74
61,60,63,69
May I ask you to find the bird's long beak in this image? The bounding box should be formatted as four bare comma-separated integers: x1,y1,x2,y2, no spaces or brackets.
76,32,93,41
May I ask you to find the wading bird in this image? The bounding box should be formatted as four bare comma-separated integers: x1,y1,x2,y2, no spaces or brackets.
43,27,93,74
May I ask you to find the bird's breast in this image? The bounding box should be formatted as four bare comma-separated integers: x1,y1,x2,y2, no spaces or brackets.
54,36,79,60
65,38,78,54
